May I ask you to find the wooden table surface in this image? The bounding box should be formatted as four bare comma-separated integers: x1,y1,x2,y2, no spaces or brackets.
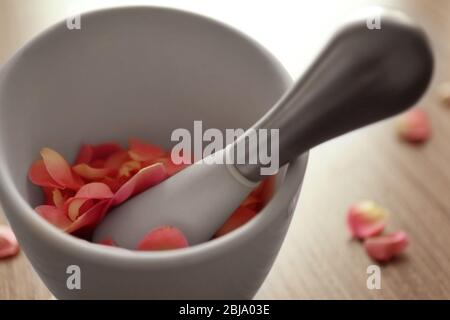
1,0,450,300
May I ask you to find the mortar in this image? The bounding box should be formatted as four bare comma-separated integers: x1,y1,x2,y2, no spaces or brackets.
0,6,308,299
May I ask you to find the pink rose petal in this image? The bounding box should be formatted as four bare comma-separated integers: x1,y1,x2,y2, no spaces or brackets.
128,138,165,162
66,198,94,221
40,148,82,190
75,144,94,164
397,109,431,143
73,164,111,180
347,201,388,240
28,160,63,189
35,205,72,229
104,150,130,171
113,163,168,206
364,231,409,262
75,182,114,199
0,225,20,259
137,226,188,251
91,143,123,160
65,199,113,234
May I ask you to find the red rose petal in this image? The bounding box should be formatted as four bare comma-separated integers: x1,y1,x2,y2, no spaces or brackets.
73,164,111,181
101,176,125,193
52,189,65,208
75,182,114,199
128,138,165,162
40,148,82,190
137,226,188,251
118,160,141,178
250,176,276,206
104,150,130,171
0,225,20,259
91,143,123,161
364,231,409,262
113,163,168,206
214,206,257,238
65,199,113,234
347,201,388,240
28,160,63,189
397,109,431,143
75,144,94,164
35,205,72,229
241,195,262,210
66,198,95,221
155,156,188,176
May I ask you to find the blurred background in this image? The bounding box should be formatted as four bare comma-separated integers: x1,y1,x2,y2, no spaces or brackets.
1,0,450,299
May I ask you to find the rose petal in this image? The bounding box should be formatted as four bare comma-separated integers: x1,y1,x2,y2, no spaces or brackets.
65,199,113,234
397,109,431,143
35,205,72,229
364,231,409,262
91,143,123,160
75,182,114,199
28,160,63,189
104,150,130,171
40,148,82,190
0,225,20,259
75,144,94,164
241,195,262,210
113,163,168,206
128,138,165,162
250,176,276,206
66,198,94,221
118,160,141,178
137,226,188,251
154,156,188,176
52,189,65,208
101,176,125,193
73,164,111,181
347,200,388,240
214,206,257,238
97,238,116,246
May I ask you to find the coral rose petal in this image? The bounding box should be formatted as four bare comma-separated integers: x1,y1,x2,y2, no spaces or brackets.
104,150,130,171
75,144,94,164
28,160,63,189
347,200,388,240
65,199,113,234
40,148,82,190
118,160,141,178
137,226,188,251
113,163,168,206
214,206,257,238
364,231,409,262
75,182,114,199
66,198,94,222
92,143,123,160
0,225,20,259
35,205,72,229
397,109,431,143
73,164,111,180
128,138,165,162
241,195,262,210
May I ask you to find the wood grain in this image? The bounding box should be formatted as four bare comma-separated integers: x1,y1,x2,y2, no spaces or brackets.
1,0,450,300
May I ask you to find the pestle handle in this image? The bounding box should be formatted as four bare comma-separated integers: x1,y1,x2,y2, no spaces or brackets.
235,10,433,181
